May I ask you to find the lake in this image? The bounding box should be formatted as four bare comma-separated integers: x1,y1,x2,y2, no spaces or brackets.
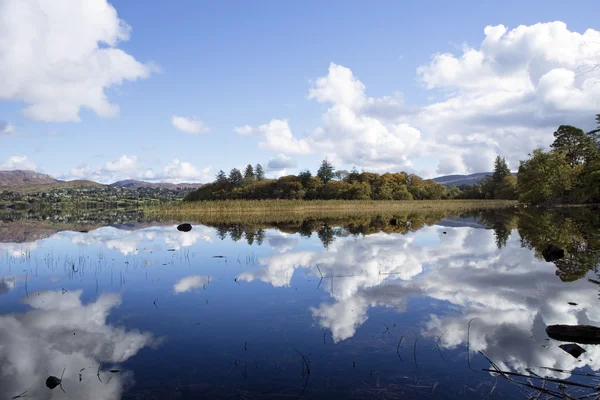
1,207,600,399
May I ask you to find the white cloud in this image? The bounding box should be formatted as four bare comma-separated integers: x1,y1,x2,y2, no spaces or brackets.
0,121,16,136
0,290,158,399
172,116,210,134
0,155,36,171
415,21,600,174
234,125,253,135
236,119,312,155
62,155,211,184
103,154,137,172
237,23,600,175
267,154,297,170
0,0,153,122
173,275,210,293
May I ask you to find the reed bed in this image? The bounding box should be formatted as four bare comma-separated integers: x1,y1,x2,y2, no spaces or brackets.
146,199,517,221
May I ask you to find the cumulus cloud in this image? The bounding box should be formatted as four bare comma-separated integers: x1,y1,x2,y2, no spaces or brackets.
172,116,210,134
237,22,600,175
0,155,36,171
62,155,211,184
0,0,153,122
0,290,158,399
267,154,297,170
0,120,16,136
235,119,312,155
415,21,600,173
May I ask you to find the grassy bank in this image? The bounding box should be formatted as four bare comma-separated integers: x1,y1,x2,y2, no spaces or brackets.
145,199,517,224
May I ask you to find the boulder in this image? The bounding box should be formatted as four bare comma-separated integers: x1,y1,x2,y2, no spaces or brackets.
546,324,600,345
45,376,61,389
542,244,564,262
177,223,192,232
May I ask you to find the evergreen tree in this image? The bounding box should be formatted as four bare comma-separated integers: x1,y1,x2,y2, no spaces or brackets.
317,159,335,183
255,164,265,181
228,168,244,187
215,170,228,184
551,125,594,166
244,164,255,179
492,156,510,185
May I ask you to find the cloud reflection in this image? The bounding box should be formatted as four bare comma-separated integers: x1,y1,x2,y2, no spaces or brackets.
240,225,600,377
0,290,158,399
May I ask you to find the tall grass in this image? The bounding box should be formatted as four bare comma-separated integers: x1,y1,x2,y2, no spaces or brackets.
145,199,517,223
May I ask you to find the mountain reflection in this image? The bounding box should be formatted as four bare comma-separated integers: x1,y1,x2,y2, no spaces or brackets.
0,290,158,400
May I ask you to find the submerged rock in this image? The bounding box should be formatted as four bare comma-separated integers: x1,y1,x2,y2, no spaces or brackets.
546,324,600,344
542,244,565,262
177,223,192,232
559,343,586,359
45,376,61,389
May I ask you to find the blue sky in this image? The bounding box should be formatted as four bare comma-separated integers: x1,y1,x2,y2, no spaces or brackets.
1,0,599,183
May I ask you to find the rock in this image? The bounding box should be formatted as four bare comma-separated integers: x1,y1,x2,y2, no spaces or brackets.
542,244,564,262
389,218,397,226
568,302,578,306
45,376,61,389
177,223,192,232
559,343,586,359
546,324,600,344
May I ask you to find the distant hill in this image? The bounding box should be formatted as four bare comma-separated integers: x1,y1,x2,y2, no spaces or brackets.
110,179,203,189
432,172,494,186
0,170,58,188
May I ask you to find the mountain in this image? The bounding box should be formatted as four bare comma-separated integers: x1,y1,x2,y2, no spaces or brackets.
110,179,204,189
432,172,494,186
0,170,58,188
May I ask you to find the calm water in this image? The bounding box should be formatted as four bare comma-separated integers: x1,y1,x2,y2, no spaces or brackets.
1,208,600,399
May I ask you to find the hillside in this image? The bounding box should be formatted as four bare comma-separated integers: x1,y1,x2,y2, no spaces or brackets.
110,179,203,189
0,170,58,189
432,172,493,186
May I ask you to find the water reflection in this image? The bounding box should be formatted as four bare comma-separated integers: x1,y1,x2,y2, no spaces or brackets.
0,207,599,398
0,290,158,399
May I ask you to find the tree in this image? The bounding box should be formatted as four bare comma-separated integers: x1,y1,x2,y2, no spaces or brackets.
215,170,228,184
298,169,312,187
587,114,600,152
334,169,350,181
255,164,265,181
551,125,594,166
317,159,335,183
244,164,255,180
229,168,244,187
492,156,510,185
347,167,361,183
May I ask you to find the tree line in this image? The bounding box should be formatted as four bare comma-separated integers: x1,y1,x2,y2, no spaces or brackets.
186,114,600,204
186,161,456,201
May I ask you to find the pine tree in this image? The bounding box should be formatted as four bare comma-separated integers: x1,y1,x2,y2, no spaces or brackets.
215,170,228,184
255,164,265,181
298,169,312,187
317,159,335,183
492,156,510,185
551,125,593,166
244,164,255,180
228,168,244,187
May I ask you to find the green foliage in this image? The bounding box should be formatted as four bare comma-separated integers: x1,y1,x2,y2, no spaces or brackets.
186,168,449,201
317,159,335,183
492,156,510,185
215,170,228,184
255,164,265,181
229,168,244,187
244,164,255,180
551,125,594,166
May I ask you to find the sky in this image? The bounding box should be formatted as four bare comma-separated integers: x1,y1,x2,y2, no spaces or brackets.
1,0,600,183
